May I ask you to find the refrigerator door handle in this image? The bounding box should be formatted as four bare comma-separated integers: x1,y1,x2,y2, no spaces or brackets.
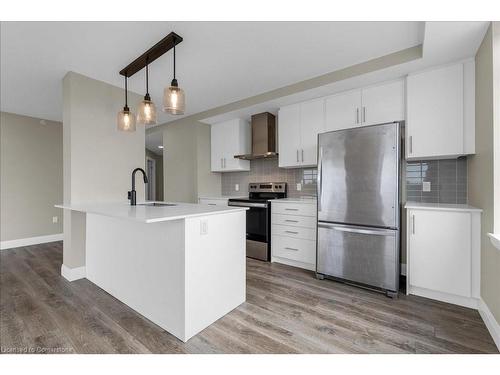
318,222,396,236
317,147,323,212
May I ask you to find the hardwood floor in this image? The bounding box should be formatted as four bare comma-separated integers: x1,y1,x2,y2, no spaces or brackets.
0,241,497,354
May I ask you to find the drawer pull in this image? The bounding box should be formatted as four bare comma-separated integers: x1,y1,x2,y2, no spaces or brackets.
208,203,217,206
285,208,299,211
285,230,299,234
285,219,298,223
284,247,299,251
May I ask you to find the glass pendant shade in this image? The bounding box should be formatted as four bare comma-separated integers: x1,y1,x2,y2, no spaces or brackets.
117,107,136,132
163,84,185,115
137,97,157,125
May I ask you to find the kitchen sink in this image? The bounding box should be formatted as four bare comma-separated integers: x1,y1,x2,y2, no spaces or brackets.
138,202,177,207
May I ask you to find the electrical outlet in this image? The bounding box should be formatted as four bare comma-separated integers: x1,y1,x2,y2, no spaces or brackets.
296,183,302,191
235,184,239,191
52,216,58,224
423,181,431,192
200,220,208,235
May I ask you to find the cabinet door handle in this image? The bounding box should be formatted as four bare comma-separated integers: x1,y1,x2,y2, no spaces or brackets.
362,107,366,123
356,108,359,124
285,208,299,211
285,247,299,251
224,158,226,169
412,214,415,234
285,219,298,223
221,158,223,168
296,149,299,162
285,230,299,234
301,149,304,162
409,136,413,154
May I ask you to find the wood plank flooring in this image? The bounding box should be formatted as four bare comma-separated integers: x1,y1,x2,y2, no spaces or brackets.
0,242,497,354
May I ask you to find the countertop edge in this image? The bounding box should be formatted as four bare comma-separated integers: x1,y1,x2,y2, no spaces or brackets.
55,204,248,224
272,198,317,204
404,203,482,213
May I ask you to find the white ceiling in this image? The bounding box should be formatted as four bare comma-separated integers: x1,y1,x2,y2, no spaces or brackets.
1,21,424,124
199,21,490,126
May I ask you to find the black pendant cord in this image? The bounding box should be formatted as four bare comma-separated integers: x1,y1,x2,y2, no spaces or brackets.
171,37,178,87
124,75,129,110
146,63,149,95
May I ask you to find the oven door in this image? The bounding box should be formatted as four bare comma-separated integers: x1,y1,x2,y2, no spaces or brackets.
228,201,269,261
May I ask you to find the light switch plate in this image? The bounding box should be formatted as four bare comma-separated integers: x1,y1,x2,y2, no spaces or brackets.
423,181,431,192
200,220,208,235
235,184,239,191
296,183,302,191
52,216,58,224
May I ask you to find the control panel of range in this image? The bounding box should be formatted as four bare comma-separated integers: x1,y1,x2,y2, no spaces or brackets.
248,182,287,193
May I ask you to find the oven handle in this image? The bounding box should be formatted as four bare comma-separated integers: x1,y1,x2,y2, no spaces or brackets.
228,201,268,208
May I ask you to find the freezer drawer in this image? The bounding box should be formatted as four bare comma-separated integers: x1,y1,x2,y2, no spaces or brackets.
317,222,399,292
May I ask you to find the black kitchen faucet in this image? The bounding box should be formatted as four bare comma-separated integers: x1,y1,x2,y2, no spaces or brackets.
128,168,148,205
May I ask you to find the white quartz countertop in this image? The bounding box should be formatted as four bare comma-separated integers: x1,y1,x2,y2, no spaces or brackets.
55,201,248,224
404,202,482,212
273,197,317,204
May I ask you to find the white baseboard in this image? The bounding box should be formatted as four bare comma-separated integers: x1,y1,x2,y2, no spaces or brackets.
0,233,63,250
478,298,500,351
409,286,479,309
61,264,86,281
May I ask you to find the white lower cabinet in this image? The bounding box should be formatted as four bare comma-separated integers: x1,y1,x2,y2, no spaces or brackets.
271,200,317,271
406,205,481,308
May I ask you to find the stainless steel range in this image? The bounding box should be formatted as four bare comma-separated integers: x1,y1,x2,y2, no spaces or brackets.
228,182,287,261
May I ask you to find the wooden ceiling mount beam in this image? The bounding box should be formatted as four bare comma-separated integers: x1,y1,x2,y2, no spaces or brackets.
119,32,183,78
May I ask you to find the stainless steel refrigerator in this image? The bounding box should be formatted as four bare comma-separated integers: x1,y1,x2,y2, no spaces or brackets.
316,122,401,297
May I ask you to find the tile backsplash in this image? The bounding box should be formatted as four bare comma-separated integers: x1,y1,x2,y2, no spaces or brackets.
406,157,467,204
221,158,317,198
221,156,468,204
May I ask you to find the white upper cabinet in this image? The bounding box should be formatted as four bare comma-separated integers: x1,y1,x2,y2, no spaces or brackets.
300,99,325,166
406,60,475,160
278,99,324,168
325,80,404,132
325,89,361,132
278,104,301,168
361,80,405,126
210,119,251,172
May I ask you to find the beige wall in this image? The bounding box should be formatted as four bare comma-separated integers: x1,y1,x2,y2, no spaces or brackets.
0,112,63,242
146,149,164,201
468,24,500,323
195,122,222,198
162,120,221,203
62,72,145,268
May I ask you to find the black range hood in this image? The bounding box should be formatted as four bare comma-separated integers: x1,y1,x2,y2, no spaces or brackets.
234,112,278,160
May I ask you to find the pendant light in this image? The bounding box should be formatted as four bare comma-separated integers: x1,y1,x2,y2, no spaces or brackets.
163,37,185,115
137,63,157,125
117,75,136,132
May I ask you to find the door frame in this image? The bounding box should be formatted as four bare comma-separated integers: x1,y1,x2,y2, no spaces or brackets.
145,156,156,201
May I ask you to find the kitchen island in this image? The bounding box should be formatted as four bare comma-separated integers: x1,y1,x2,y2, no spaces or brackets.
56,202,247,342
